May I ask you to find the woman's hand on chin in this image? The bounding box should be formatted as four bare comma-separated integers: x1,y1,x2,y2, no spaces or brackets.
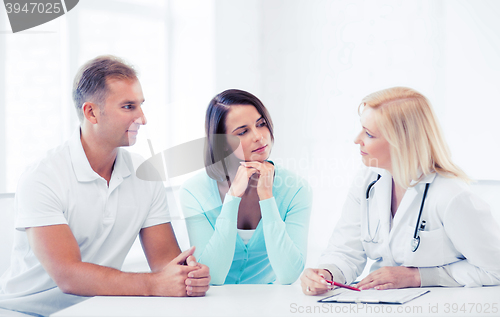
228,164,258,197
240,161,274,200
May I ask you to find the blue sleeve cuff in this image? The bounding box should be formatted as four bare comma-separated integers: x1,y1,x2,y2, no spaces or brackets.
259,197,282,222
219,194,241,222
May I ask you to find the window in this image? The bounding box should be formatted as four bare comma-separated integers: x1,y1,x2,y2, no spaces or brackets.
0,0,217,192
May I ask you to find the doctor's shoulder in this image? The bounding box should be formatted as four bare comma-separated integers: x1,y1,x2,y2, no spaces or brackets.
429,174,490,217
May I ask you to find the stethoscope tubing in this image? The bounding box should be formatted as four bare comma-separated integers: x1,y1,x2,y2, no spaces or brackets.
411,182,430,252
366,174,381,199
364,174,381,243
413,183,430,241
364,174,431,252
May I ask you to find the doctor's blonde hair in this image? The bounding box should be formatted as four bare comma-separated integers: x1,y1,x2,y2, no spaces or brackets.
361,86,470,188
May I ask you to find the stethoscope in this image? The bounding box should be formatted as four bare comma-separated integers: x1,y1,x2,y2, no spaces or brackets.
364,174,430,252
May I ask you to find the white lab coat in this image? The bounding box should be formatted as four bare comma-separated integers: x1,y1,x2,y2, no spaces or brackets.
319,166,500,287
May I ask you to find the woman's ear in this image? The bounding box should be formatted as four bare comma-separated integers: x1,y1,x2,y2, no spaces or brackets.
82,102,99,124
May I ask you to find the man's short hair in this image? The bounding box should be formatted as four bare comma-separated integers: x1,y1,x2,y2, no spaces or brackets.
72,55,138,122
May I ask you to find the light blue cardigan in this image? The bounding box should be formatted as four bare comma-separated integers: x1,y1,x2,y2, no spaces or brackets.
180,164,312,285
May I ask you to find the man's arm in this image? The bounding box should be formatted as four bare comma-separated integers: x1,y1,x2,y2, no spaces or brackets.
26,224,199,297
139,223,211,296
139,223,181,272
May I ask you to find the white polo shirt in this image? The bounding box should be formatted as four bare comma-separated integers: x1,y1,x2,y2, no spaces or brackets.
0,129,170,316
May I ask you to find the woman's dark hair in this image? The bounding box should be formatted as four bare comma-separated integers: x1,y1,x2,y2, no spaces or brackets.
204,89,274,182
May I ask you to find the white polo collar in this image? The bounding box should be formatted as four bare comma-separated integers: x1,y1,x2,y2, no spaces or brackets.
68,128,131,182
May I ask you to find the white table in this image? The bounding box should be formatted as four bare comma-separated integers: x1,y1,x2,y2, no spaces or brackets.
51,284,500,317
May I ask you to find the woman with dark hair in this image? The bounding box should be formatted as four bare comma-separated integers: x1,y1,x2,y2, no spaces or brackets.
180,89,312,285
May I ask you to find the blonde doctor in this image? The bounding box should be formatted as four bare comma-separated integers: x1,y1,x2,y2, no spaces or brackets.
301,87,500,294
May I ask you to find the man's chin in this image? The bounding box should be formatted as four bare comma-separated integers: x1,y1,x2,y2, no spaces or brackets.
124,138,137,147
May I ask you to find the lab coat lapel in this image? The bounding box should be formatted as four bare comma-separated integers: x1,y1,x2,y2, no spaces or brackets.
373,170,393,243
391,173,437,235
392,187,418,228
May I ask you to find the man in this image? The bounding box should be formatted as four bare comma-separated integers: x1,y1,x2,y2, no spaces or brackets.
0,55,210,316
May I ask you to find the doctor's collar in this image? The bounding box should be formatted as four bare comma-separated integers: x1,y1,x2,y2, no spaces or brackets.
410,172,437,186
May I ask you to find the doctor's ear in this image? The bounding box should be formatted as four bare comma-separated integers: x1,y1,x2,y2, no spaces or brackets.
82,102,99,124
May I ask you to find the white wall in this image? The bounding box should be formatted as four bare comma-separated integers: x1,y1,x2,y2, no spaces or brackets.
442,1,500,180
204,0,500,263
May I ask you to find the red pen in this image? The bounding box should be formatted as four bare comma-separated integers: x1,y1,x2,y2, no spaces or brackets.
325,279,361,291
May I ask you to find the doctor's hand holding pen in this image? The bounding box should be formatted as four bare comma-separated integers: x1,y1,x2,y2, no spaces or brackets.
300,268,333,295
301,266,421,294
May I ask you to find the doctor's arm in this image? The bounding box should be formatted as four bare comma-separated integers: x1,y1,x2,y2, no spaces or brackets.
358,190,500,289
423,191,500,287
302,175,368,295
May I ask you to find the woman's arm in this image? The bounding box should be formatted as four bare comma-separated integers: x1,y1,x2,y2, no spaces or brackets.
301,169,371,295
180,188,240,285
240,162,313,284
182,164,264,285
260,184,312,284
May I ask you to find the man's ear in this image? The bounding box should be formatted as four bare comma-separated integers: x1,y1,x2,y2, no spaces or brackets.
82,102,99,124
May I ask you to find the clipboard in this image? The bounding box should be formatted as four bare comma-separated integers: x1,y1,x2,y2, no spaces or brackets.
318,288,430,304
